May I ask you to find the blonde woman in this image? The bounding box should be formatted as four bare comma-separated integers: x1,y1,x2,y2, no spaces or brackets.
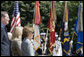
11,26,23,56
21,26,35,56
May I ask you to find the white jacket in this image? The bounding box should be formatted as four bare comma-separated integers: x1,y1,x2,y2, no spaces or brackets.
53,40,62,56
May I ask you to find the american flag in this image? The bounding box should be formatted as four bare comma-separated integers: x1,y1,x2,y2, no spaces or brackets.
10,1,21,33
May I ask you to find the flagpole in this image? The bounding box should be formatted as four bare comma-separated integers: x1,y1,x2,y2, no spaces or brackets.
43,28,48,54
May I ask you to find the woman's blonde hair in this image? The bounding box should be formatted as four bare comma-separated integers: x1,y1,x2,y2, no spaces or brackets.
23,26,34,38
12,26,23,40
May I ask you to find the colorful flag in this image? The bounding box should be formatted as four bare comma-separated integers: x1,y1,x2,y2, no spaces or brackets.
74,3,83,34
33,24,41,50
74,4,81,34
62,1,71,56
74,3,83,56
35,1,41,25
10,1,21,33
33,1,41,51
48,1,56,54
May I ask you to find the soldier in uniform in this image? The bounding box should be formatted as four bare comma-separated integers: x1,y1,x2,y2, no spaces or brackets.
53,33,62,56
36,33,47,55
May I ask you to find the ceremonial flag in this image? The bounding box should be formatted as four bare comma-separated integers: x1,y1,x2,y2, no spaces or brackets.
35,1,41,25
48,1,56,54
74,4,81,34
74,3,83,34
74,3,83,56
10,1,21,33
33,1,41,51
62,1,71,56
33,24,41,50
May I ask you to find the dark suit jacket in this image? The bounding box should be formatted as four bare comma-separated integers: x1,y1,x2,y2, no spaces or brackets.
1,27,11,56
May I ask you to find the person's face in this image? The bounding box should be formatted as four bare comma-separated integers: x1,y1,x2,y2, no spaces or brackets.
29,32,34,40
2,14,10,25
31,32,34,38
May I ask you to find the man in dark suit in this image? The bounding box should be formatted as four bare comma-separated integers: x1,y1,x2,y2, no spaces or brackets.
1,11,10,56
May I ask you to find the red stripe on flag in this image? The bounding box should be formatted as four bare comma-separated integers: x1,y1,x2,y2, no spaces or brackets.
12,15,14,21
11,17,16,29
16,16,20,22
17,21,21,26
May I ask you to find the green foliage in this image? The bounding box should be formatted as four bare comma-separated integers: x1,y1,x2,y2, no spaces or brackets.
1,1,81,35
